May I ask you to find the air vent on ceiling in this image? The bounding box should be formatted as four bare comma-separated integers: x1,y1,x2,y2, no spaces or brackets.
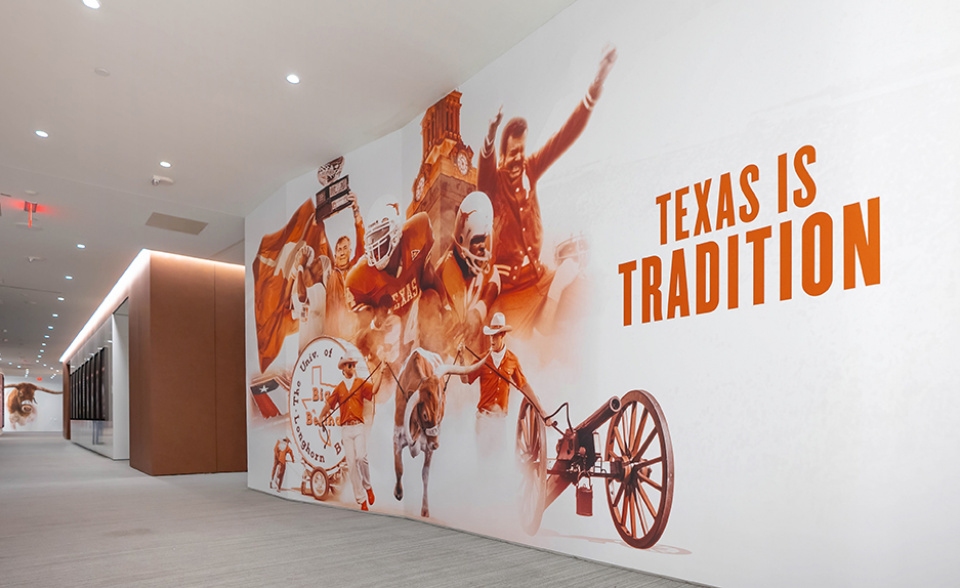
145,212,208,235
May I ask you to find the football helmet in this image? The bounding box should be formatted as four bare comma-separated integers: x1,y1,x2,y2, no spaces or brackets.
364,196,402,270
454,191,494,275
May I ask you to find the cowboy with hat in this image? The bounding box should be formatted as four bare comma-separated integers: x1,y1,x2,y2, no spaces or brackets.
318,351,377,510
461,313,548,454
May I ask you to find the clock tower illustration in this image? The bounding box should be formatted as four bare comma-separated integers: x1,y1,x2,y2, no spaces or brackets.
407,91,477,259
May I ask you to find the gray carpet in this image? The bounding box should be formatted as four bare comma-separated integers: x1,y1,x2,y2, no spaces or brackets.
0,433,703,587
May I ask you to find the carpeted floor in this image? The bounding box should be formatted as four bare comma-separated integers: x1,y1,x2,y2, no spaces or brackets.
0,433,703,587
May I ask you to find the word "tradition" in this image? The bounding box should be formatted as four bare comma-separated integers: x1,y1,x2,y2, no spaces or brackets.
618,145,880,326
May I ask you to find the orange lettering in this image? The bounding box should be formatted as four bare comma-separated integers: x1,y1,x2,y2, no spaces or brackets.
667,249,690,319
802,212,833,296
843,198,880,289
739,165,760,222
716,173,735,230
656,193,671,245
780,221,792,301
619,260,637,326
696,241,719,314
793,145,816,208
778,152,789,213
675,187,690,242
727,234,739,309
694,179,712,236
641,255,663,323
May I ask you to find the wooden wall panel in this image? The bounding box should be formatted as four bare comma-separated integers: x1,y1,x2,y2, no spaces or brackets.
72,252,247,476
146,255,218,475
214,263,247,472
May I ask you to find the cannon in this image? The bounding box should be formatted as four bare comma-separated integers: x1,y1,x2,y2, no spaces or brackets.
516,389,674,549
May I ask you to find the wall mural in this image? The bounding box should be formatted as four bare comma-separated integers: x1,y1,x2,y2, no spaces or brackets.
245,2,960,586
248,45,673,548
4,382,62,429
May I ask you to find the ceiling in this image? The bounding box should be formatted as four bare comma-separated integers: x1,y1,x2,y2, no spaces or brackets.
0,0,575,383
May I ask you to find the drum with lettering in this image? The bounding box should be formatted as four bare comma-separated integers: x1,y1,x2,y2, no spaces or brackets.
288,336,371,501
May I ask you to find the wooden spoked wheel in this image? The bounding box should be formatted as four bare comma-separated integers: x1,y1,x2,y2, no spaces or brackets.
604,390,674,548
516,398,547,535
310,467,330,501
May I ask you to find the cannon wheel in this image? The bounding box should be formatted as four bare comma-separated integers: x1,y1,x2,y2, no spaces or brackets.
516,398,547,535
604,390,674,549
310,467,330,501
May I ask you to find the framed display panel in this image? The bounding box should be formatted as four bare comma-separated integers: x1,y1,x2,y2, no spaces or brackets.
69,348,108,422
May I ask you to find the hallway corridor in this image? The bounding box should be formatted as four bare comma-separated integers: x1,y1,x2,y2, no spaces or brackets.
0,433,701,587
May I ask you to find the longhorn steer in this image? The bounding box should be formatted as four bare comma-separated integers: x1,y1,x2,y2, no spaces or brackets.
392,348,485,517
4,383,62,429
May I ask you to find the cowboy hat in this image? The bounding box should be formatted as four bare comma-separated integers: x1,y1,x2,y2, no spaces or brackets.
338,353,360,370
483,312,513,336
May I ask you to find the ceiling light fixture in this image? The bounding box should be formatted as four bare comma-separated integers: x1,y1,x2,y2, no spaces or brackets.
286,73,300,84
77,244,86,249
23,201,39,227
65,275,73,280
48,326,54,330
57,297,65,301
83,0,101,9
44,335,50,339
52,313,59,317
35,130,49,138
160,161,172,168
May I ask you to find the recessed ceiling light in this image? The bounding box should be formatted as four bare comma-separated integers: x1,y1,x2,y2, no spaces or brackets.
57,297,65,301
286,73,300,84
48,326,54,329
77,244,86,249
42,343,46,346
83,0,101,9
52,313,59,317
160,161,172,168
35,130,49,138
44,335,50,339
65,275,73,280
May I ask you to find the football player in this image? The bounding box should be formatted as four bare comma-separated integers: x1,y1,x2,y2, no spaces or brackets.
435,191,501,355
345,196,445,370
477,45,617,336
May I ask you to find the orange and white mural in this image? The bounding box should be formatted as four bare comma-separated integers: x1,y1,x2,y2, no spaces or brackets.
244,2,960,587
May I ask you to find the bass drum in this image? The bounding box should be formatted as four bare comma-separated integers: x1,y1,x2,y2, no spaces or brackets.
288,337,371,474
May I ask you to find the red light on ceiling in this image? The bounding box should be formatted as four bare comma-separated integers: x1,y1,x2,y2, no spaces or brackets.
23,201,38,227
37,377,42,381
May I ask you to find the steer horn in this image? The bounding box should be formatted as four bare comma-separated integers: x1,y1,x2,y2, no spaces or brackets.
434,354,488,378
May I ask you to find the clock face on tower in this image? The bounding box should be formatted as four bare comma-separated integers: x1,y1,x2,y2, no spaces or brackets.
456,152,469,176
415,176,425,202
